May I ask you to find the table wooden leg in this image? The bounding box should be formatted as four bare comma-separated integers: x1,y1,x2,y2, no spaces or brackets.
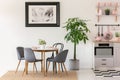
43,52,46,76
41,52,43,72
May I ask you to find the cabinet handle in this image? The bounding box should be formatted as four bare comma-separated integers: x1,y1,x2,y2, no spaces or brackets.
101,63,106,65
102,59,106,61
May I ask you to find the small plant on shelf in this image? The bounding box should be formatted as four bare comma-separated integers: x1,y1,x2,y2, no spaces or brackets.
105,8,110,15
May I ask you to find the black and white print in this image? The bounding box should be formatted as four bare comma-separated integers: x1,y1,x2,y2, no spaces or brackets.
29,6,56,24
25,2,60,27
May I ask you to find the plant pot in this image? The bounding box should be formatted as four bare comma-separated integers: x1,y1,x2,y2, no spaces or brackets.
40,45,46,49
69,59,79,70
105,9,110,15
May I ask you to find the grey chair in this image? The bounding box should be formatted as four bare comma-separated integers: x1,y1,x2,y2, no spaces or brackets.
46,49,68,74
23,48,42,74
46,43,64,72
15,47,24,73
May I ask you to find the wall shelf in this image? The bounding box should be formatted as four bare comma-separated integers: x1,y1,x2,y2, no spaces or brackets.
97,2,119,22
95,24,120,26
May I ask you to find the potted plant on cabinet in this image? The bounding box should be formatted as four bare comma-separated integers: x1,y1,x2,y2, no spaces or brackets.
115,32,120,41
63,17,90,70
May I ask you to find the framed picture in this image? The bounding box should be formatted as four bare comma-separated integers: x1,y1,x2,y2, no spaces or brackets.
25,2,60,27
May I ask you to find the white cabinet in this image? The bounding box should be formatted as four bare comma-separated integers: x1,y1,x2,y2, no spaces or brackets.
114,43,120,67
95,57,113,68
94,42,120,69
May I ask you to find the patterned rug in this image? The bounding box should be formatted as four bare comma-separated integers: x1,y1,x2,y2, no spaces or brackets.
94,70,120,77
0,71,77,80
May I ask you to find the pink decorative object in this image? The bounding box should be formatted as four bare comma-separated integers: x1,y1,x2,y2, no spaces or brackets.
104,2,106,7
112,10,117,15
107,2,109,6
95,36,102,41
110,2,112,6
116,2,118,6
104,26,113,40
97,2,100,7
98,9,102,15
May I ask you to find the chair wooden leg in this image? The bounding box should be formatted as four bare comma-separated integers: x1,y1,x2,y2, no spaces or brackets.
46,61,47,72
41,61,42,72
55,62,57,73
58,63,61,75
22,68,25,76
53,62,54,73
47,61,50,71
34,62,37,73
53,62,56,74
25,61,28,74
61,63,64,72
33,63,35,73
62,63,68,75
15,60,21,73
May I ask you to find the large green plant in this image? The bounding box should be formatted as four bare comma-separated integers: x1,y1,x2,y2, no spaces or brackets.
63,17,90,60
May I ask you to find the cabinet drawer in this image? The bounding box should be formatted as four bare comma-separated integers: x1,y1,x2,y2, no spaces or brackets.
95,58,113,67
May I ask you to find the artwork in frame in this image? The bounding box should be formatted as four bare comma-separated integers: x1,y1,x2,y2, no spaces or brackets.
25,2,60,27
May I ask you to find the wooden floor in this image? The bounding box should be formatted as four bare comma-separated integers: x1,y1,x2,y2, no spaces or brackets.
0,71,77,80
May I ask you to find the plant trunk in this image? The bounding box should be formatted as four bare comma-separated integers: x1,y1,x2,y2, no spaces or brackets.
74,43,76,60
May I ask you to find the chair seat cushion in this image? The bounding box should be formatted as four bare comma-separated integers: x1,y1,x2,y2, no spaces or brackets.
35,59,42,62
47,58,54,62
47,57,54,60
20,57,25,60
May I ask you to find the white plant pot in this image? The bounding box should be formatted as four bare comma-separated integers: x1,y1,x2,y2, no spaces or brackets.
69,59,79,70
40,45,46,49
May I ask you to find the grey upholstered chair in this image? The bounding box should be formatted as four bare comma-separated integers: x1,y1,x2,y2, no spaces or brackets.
15,47,24,73
46,43,64,72
46,49,68,74
23,48,42,74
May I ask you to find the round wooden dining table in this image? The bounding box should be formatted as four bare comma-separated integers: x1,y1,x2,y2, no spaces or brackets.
24,47,58,76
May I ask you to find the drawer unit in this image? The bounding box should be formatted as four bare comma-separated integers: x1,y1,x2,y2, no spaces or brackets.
95,58,113,67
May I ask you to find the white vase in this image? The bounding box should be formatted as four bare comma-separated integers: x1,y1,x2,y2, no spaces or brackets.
40,45,46,49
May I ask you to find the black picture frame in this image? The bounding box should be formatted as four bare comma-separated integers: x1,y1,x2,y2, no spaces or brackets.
25,2,60,27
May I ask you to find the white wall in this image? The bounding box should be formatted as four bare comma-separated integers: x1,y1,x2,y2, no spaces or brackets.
0,0,119,75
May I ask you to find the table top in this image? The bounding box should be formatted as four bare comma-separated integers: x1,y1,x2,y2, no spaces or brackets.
32,47,58,52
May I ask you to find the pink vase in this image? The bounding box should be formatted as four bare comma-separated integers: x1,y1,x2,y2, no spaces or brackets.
95,36,102,41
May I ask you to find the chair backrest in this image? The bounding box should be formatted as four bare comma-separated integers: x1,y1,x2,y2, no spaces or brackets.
16,47,24,60
53,43,64,53
54,49,68,63
24,48,36,62
51,43,64,58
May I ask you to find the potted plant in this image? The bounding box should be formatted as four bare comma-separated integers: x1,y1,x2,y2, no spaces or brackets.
105,8,110,15
39,39,46,49
115,32,120,41
115,32,120,37
63,17,90,70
